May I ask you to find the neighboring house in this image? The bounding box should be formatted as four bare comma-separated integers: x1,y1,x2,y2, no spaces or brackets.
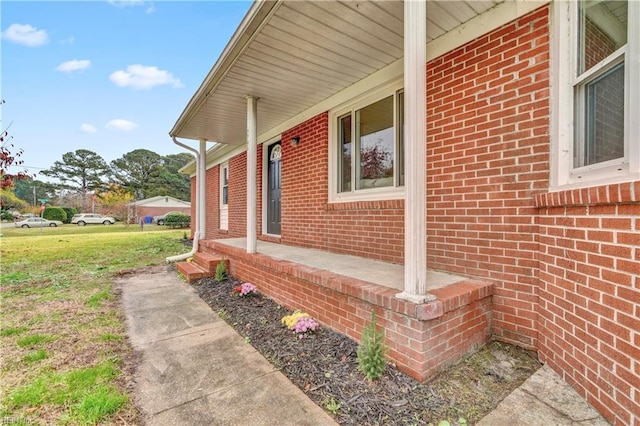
170,1,639,424
131,196,190,223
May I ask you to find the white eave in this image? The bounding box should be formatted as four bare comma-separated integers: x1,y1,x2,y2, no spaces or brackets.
172,0,548,174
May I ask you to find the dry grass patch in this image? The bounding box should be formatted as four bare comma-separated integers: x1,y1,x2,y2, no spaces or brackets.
1,227,186,424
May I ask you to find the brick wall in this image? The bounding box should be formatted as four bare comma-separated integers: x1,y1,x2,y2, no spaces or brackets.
203,239,493,382
426,6,550,349
535,183,640,425
280,113,405,263
205,166,220,236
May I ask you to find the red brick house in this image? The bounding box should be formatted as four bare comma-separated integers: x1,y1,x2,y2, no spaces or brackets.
169,1,639,424
131,195,190,223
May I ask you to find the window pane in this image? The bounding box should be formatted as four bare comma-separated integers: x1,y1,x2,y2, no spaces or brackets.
356,96,394,189
578,1,627,74
222,167,228,205
339,114,352,193
575,62,625,167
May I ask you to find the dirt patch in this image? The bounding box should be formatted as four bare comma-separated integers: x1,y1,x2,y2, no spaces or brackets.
193,276,542,425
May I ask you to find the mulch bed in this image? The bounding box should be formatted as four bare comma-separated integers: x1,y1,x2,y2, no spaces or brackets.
193,276,542,425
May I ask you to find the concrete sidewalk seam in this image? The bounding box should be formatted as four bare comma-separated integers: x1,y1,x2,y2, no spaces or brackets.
148,369,282,417
519,387,602,424
129,323,227,348
124,299,210,315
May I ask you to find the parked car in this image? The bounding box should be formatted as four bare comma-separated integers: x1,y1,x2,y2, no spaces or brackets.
15,217,63,228
153,211,184,225
71,213,116,226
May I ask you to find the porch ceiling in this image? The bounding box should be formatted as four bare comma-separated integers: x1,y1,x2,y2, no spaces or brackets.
170,0,503,146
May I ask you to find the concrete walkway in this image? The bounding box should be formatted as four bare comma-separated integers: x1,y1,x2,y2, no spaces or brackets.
477,365,610,425
117,266,337,425
118,265,609,426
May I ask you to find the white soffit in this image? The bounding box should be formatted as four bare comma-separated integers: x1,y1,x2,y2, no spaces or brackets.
171,0,546,149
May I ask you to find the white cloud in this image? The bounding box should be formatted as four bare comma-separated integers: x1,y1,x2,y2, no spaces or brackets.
56,59,91,73
109,64,183,90
80,123,97,134
106,119,138,131
108,0,154,12
108,0,143,6
1,23,48,47
60,37,75,45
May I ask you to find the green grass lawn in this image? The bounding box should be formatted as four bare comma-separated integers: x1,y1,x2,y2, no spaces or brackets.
0,224,188,424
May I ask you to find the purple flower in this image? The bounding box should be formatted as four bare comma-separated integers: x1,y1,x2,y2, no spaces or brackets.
239,283,258,296
292,317,319,334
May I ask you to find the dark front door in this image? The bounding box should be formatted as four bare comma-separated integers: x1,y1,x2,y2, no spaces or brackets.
267,142,281,235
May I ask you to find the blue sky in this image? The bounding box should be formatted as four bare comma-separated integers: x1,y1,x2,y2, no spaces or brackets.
1,0,251,179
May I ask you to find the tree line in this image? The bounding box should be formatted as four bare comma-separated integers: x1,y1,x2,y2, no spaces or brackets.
1,148,194,218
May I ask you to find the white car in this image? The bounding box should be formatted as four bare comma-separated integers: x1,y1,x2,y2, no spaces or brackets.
15,217,63,228
71,213,116,226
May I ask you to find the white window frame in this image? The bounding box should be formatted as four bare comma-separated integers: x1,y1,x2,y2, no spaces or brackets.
220,162,229,231
328,79,405,203
551,0,640,189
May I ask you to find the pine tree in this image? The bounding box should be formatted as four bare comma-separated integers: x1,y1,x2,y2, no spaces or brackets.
357,310,388,380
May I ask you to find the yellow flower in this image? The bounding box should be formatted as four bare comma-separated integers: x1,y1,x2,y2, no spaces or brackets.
281,310,310,329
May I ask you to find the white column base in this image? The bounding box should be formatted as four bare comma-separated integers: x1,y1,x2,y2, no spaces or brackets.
395,291,436,304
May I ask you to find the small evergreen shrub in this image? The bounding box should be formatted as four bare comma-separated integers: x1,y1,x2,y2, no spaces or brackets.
60,207,78,224
43,207,67,223
164,212,190,228
214,259,227,282
357,310,388,380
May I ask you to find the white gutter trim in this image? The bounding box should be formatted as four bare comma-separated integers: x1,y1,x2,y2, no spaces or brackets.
166,137,203,263
166,231,200,263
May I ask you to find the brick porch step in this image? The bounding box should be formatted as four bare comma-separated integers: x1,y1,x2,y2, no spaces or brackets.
176,261,206,283
193,252,228,274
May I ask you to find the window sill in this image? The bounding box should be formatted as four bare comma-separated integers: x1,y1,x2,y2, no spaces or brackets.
329,187,405,204
534,180,640,208
326,199,403,211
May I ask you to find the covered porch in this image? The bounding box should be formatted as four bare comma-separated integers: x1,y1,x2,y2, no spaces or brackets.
179,238,494,381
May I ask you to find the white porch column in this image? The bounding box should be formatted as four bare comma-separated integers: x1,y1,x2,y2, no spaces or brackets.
397,0,433,303
198,138,207,239
246,95,258,254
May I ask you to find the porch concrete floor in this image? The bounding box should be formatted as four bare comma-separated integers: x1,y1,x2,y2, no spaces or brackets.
214,238,465,292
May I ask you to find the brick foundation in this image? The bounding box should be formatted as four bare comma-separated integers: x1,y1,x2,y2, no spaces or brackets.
535,182,640,425
201,239,493,382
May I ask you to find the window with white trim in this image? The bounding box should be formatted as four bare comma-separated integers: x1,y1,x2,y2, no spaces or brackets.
220,163,229,231
330,83,404,201
221,163,229,206
554,0,639,187
575,0,627,169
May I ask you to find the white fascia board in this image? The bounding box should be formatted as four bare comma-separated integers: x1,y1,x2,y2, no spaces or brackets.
169,0,281,139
